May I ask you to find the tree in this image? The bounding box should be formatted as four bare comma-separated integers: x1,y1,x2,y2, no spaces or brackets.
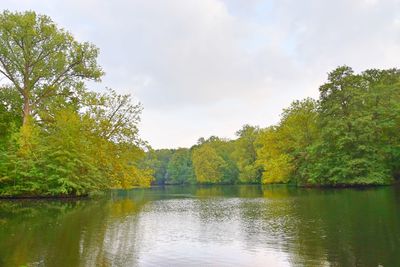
80,89,152,189
166,148,195,184
0,87,152,196
0,10,103,126
140,149,175,185
256,127,293,184
83,88,143,145
0,11,152,197
192,144,226,184
256,98,319,184
193,136,239,183
233,125,262,183
0,86,22,145
305,66,400,185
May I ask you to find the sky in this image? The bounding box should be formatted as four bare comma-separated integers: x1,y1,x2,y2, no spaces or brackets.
2,0,400,148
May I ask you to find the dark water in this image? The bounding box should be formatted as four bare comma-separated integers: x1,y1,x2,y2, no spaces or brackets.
0,185,399,267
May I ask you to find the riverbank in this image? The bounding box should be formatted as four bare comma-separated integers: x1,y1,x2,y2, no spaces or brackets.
1,180,398,200
0,194,89,200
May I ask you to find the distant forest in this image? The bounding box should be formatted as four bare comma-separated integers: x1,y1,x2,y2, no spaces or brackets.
142,66,400,187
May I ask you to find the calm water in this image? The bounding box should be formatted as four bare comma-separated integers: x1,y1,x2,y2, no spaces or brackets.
0,185,399,267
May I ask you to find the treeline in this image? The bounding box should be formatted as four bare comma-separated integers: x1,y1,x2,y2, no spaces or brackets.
0,11,152,197
144,66,400,186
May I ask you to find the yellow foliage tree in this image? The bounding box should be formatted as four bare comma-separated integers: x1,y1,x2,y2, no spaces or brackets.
192,144,226,184
256,99,318,184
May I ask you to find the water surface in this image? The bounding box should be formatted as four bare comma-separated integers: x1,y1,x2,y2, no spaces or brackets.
1,185,399,266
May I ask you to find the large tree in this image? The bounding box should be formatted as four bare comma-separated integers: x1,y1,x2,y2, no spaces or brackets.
0,10,103,126
306,66,400,185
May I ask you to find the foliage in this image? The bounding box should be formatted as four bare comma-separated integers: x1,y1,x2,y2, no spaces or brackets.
0,11,151,197
256,98,319,184
0,89,152,196
303,67,400,186
166,148,195,184
0,86,22,145
192,144,227,184
233,125,262,183
143,67,400,187
194,136,239,184
3,10,397,190
256,127,294,184
140,149,175,185
0,10,103,126
256,67,400,186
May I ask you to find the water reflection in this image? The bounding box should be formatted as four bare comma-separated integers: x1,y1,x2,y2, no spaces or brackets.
0,185,399,266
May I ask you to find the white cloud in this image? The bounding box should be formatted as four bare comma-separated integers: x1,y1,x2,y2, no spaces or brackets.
2,0,400,148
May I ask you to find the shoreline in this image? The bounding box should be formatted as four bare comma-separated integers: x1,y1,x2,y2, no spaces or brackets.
0,194,89,200
2,182,398,200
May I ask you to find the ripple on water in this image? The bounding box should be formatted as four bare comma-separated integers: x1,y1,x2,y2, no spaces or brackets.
1,185,399,266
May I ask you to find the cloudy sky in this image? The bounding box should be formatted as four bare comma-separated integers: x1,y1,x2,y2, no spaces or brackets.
3,0,400,148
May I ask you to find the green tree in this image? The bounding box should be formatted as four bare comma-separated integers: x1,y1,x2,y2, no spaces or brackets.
0,86,22,145
305,67,400,185
141,149,175,185
0,10,103,127
0,89,152,196
0,11,152,197
166,148,195,184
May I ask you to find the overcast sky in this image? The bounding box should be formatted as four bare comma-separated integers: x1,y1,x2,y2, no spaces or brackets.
3,0,400,148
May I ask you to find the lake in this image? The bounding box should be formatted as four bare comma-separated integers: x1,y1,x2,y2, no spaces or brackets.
0,185,399,266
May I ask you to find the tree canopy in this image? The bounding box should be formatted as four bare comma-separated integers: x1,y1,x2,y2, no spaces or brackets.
0,11,151,197
0,10,103,126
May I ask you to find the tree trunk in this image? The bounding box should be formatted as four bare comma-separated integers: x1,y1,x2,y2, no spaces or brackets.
22,92,30,126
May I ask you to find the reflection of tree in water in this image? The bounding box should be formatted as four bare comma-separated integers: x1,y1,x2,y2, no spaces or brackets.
292,187,400,267
195,185,232,198
237,186,400,266
195,184,263,198
0,193,151,267
1,186,399,266
0,200,89,267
